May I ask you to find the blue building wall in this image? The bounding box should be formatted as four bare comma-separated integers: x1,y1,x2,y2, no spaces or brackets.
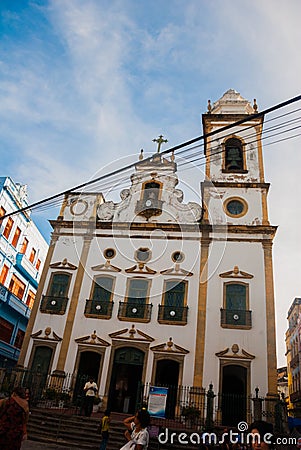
0,177,48,367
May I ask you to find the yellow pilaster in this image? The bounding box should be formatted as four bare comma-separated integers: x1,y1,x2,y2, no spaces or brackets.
55,234,92,373
255,123,265,183
17,233,59,367
193,233,211,387
262,240,278,395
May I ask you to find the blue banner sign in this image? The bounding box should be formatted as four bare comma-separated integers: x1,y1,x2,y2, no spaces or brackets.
148,386,168,418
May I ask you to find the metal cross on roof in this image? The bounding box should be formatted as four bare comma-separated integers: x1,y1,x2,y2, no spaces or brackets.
152,135,168,153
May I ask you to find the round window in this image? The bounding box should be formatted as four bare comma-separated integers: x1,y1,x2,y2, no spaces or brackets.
103,248,116,259
171,251,185,263
225,198,247,217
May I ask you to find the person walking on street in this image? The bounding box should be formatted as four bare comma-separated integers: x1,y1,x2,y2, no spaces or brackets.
83,377,98,417
0,386,29,450
99,409,110,450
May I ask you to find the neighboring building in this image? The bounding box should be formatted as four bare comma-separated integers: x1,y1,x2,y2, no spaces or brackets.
286,297,301,416
277,366,288,399
18,90,278,425
0,177,48,367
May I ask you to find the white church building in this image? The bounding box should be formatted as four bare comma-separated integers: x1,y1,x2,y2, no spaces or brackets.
18,90,278,425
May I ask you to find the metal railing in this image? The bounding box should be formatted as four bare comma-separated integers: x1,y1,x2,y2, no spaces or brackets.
158,305,188,324
118,301,152,321
40,295,69,315
220,308,252,327
84,299,114,318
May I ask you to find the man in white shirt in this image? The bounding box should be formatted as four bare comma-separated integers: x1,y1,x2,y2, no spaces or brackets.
83,377,98,417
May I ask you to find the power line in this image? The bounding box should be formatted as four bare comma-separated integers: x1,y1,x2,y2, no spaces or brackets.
2,93,301,220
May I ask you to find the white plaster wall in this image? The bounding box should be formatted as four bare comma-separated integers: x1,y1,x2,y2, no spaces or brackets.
62,231,201,394
24,235,84,369
205,187,264,225
202,239,269,396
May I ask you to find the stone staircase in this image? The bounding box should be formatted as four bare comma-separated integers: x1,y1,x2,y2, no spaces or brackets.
27,409,128,450
27,408,201,449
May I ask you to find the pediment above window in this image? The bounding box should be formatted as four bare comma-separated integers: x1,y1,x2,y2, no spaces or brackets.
160,263,193,277
31,327,62,341
125,264,156,274
109,324,154,342
151,337,189,354
92,261,121,272
215,344,255,360
219,266,253,279
75,330,110,347
49,258,77,270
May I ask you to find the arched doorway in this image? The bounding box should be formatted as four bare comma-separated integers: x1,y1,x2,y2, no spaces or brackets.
155,359,179,419
221,364,247,425
31,345,53,374
74,351,102,400
108,347,144,413
29,345,53,401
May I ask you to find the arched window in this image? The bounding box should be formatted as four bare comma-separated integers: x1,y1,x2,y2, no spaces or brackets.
225,138,244,171
118,278,152,321
85,276,114,318
225,283,247,311
91,276,114,301
143,181,161,202
159,280,188,324
40,272,71,314
221,282,251,328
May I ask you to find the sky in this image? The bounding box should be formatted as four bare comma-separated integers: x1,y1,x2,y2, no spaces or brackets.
0,0,301,367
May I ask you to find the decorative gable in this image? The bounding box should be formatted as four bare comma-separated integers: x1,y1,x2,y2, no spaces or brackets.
219,265,253,279
109,324,155,342
151,337,189,354
49,258,77,270
75,330,110,347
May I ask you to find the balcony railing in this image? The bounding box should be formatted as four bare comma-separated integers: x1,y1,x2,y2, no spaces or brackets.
118,301,152,322
84,299,114,318
40,295,68,315
135,199,163,219
0,283,31,318
220,308,252,329
158,305,188,325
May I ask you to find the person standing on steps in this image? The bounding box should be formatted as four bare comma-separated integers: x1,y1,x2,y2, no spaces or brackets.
99,409,111,450
83,376,98,417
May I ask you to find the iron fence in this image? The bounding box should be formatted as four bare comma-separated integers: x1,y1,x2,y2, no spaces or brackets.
0,366,288,432
0,366,89,413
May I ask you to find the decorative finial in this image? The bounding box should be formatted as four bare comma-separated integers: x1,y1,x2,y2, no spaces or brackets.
153,135,168,153
91,330,97,340
171,150,175,162
129,324,136,338
253,99,258,112
167,337,173,349
207,99,212,114
139,149,144,160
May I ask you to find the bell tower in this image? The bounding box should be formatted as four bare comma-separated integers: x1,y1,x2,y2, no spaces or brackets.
197,90,278,404
202,89,269,227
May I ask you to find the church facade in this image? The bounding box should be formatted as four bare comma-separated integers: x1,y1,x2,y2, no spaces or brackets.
18,90,278,424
